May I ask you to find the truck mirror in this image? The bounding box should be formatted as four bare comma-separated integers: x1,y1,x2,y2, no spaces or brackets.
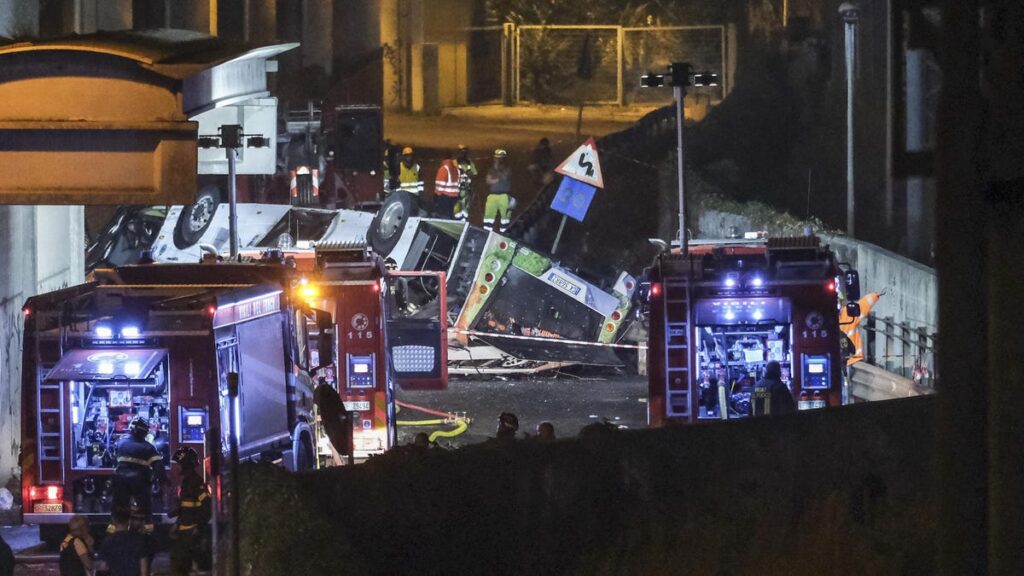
846,302,861,318
844,270,861,301
314,309,335,371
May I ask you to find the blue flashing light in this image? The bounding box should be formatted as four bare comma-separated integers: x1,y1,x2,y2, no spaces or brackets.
95,326,113,339
121,326,141,339
724,310,736,321
751,276,764,288
724,277,737,288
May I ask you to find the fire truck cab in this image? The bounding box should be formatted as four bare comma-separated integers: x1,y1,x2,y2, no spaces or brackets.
647,236,858,426
20,261,321,537
296,245,448,462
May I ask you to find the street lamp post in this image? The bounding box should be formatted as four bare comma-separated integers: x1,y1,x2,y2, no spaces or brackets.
197,125,271,260
640,63,718,253
840,2,860,237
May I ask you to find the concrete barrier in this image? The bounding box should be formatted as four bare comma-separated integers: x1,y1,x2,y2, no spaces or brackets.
694,206,938,382
243,396,937,575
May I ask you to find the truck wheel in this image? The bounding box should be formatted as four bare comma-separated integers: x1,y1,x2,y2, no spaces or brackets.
173,185,222,249
369,191,416,255
296,435,315,471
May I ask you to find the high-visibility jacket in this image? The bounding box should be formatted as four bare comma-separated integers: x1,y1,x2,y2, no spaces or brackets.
399,162,423,195
115,436,163,478
172,472,211,533
434,159,461,198
840,292,880,366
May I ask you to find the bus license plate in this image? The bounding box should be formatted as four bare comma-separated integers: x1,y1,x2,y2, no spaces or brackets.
33,502,62,513
343,401,371,412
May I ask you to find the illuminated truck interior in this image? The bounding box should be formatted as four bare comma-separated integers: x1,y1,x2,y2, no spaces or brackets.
693,297,793,418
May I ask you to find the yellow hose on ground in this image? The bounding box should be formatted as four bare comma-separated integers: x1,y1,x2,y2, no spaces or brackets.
396,419,469,443
427,419,468,443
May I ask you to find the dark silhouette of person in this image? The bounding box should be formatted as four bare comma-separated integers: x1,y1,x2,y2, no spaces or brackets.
760,361,796,416
495,412,519,441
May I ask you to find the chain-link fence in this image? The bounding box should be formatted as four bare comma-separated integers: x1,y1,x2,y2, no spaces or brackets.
515,25,621,104
512,24,727,105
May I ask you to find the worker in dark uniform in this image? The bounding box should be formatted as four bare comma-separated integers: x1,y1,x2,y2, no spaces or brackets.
112,417,165,532
168,447,212,576
495,412,519,442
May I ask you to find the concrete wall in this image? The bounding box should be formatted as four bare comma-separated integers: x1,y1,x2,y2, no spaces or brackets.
694,204,938,380
242,396,938,575
0,0,38,36
0,206,85,490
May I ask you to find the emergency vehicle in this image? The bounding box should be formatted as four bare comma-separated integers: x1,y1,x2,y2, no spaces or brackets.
19,260,325,540
299,245,448,461
647,236,861,426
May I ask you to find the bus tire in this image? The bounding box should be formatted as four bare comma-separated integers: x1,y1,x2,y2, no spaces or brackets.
173,185,222,249
369,191,417,255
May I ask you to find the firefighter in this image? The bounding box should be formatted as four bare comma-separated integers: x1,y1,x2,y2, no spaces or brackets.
433,149,462,219
168,447,211,576
398,147,424,196
495,412,519,442
840,289,885,366
112,417,164,533
454,145,478,220
484,149,515,232
752,361,795,416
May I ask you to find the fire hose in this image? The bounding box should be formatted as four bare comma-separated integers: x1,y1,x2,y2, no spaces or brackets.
395,401,471,443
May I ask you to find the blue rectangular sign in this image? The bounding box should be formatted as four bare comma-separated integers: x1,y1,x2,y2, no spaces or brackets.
550,177,597,222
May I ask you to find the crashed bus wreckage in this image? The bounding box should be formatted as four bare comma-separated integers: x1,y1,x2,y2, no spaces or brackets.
87,201,640,373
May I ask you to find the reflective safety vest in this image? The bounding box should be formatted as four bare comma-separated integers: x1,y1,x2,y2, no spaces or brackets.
840,292,880,366
434,160,461,197
399,162,424,195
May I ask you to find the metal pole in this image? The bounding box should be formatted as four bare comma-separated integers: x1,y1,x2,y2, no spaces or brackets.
227,148,239,260
674,84,688,250
841,3,859,237
551,215,568,254
227,373,240,576
206,425,221,576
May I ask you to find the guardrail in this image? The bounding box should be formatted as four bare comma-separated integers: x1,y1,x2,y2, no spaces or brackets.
862,315,936,389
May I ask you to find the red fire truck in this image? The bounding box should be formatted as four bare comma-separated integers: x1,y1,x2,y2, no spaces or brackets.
294,245,448,461
647,236,861,426
19,260,325,540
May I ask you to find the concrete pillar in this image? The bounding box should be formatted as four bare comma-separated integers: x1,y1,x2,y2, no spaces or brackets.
0,206,85,490
181,0,214,34
411,42,438,114
302,0,332,75
0,0,39,37
249,0,276,44
381,0,401,109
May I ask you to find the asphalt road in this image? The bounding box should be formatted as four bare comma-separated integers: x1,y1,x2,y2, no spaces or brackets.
396,371,648,447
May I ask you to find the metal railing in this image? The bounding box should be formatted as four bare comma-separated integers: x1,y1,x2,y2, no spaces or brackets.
862,315,937,388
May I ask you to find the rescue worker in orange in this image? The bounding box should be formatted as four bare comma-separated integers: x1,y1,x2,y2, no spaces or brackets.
167,447,211,576
840,288,886,366
433,149,462,219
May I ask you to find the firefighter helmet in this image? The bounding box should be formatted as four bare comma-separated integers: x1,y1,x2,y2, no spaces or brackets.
402,146,414,155
493,149,507,158
497,412,519,431
128,416,150,437
173,446,200,468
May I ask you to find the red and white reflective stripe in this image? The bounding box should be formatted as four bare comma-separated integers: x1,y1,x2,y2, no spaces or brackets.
435,164,460,197
289,168,320,197
448,328,647,350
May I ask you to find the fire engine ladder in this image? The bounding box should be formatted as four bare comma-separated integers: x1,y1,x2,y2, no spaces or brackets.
37,371,64,482
663,276,693,422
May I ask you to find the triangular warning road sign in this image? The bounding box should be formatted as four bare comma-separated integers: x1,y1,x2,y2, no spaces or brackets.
555,137,604,188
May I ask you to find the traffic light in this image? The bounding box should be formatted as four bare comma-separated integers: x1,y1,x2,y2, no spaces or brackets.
693,71,720,87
